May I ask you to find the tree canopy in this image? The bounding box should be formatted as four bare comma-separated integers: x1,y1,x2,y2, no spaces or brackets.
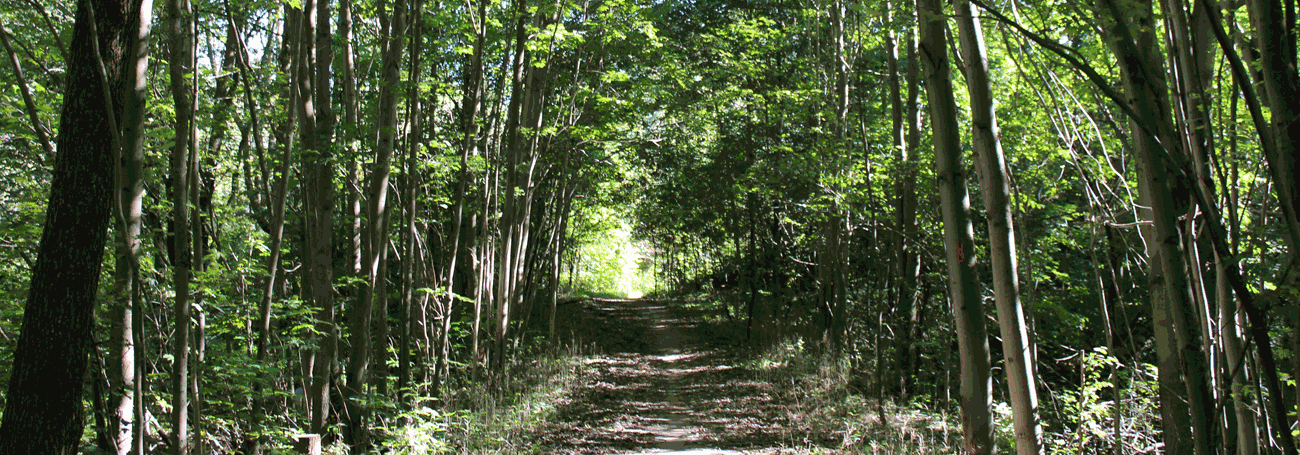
0,0,1297,452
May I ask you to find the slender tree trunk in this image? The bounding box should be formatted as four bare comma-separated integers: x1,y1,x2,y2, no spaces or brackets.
885,0,908,397
898,22,923,398
955,3,1042,453
108,1,151,452
250,23,297,450
443,0,486,390
347,0,405,445
495,0,532,372
166,0,196,449
918,0,993,452
1245,0,1300,252
1098,0,1215,452
295,0,336,437
397,0,425,407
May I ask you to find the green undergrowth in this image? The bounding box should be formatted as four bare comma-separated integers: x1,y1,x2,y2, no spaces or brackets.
431,343,589,454
741,339,965,453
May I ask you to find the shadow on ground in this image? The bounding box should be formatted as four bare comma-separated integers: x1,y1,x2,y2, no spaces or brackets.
538,298,842,455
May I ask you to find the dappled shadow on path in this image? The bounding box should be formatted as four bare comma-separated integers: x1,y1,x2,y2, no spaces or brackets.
537,298,840,455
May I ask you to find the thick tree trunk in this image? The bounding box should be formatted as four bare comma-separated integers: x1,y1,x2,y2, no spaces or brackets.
917,0,993,452
955,3,1042,453
0,0,136,451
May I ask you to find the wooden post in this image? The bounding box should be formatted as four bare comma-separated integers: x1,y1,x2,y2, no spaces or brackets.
293,434,321,455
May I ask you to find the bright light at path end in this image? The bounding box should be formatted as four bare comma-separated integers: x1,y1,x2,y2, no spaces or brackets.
628,290,644,299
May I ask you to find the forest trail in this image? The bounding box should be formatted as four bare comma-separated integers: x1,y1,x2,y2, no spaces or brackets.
537,298,839,455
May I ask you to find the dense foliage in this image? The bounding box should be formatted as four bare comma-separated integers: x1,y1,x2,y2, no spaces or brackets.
0,0,1295,452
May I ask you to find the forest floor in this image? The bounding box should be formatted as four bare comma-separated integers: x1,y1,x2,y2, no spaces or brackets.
532,297,857,455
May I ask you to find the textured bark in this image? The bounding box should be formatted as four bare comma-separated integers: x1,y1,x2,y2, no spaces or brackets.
917,0,993,452
0,0,134,451
955,3,1042,453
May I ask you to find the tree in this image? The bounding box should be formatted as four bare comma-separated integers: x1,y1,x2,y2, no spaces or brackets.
165,0,197,449
917,0,993,452
109,0,151,452
955,2,1042,453
0,0,141,451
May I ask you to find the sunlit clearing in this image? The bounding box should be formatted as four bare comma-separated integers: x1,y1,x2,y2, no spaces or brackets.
564,208,653,297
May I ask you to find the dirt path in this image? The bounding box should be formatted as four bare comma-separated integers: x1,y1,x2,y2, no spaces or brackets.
537,298,839,455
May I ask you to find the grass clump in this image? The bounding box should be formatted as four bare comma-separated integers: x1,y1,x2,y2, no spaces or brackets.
742,338,964,454
435,344,588,454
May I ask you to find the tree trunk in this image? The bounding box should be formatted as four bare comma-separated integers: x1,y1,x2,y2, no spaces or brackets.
1245,0,1300,252
346,0,405,445
1098,0,1215,452
295,0,336,437
955,3,1042,453
108,0,151,452
250,14,297,448
397,0,425,407
917,0,993,452
0,0,136,451
443,0,486,390
166,0,196,449
897,22,923,398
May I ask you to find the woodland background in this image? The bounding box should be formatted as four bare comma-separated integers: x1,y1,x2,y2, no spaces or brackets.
0,0,1297,453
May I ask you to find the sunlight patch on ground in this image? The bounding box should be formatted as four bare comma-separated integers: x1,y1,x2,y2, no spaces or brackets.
649,353,697,362
633,450,747,454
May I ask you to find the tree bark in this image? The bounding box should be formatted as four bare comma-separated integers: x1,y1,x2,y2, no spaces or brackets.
249,8,297,446
0,0,134,452
295,0,336,437
1245,0,1300,253
897,21,923,398
346,0,405,445
106,0,151,452
165,0,196,448
1097,0,1215,452
955,3,1042,453
917,0,993,452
